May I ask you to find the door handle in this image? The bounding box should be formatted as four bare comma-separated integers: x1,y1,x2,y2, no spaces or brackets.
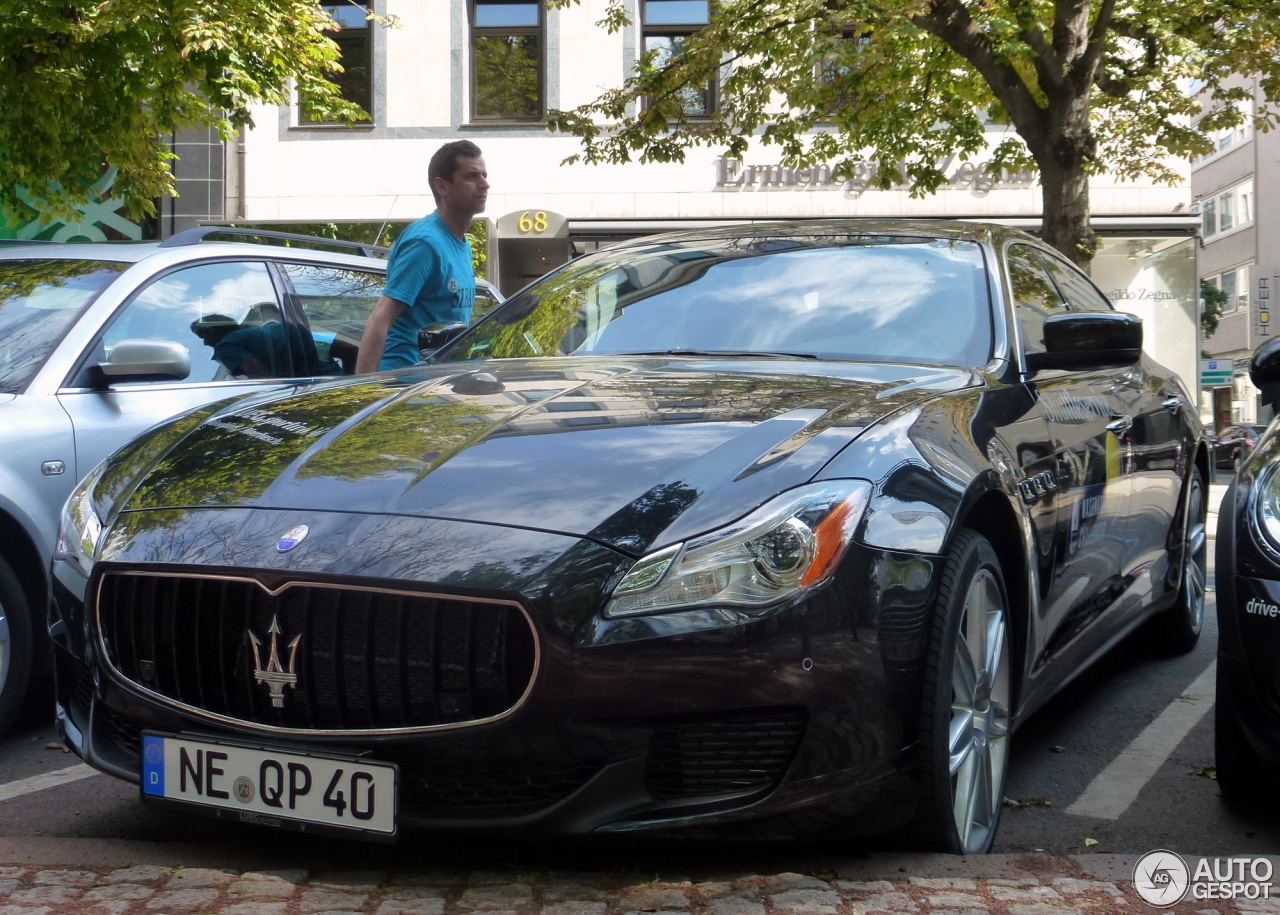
1162,397,1182,412
1106,414,1133,434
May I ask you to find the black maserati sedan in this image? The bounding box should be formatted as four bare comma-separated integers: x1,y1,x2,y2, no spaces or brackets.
1215,339,1280,803
50,220,1208,853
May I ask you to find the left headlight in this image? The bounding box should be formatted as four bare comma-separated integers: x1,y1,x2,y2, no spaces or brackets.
54,463,109,576
604,480,872,618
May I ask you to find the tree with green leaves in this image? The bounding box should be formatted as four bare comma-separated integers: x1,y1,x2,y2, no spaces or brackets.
0,1,378,223
546,0,1280,266
1201,278,1227,340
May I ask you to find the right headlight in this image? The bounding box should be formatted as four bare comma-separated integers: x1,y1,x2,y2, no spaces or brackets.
54,462,109,576
603,480,872,618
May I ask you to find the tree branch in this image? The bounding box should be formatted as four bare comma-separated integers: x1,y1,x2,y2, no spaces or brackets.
1006,0,1062,87
913,0,1048,151
1076,0,1116,92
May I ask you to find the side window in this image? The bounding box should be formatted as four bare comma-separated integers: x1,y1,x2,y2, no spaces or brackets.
1037,252,1115,313
279,264,384,375
472,284,502,322
1007,245,1067,355
101,261,292,383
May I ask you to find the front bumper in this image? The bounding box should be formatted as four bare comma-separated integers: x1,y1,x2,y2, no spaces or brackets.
50,508,938,840
1215,477,1280,763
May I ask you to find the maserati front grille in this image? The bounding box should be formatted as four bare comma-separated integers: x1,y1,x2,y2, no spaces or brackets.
94,571,538,733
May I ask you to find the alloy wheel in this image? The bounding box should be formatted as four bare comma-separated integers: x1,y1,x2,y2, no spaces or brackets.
948,568,1011,854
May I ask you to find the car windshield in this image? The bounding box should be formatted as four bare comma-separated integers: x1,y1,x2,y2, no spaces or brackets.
441,235,993,367
0,259,128,393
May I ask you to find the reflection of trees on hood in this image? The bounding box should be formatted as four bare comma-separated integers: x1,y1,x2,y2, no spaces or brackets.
131,385,388,507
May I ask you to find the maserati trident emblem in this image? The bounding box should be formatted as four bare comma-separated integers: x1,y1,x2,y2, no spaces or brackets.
276,524,309,552
248,615,301,708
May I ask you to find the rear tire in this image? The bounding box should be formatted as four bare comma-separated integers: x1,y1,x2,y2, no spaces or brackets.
910,530,1012,854
1215,664,1270,805
1155,468,1206,655
0,555,33,739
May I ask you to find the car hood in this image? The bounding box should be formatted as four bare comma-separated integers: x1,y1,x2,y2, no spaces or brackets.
122,357,978,554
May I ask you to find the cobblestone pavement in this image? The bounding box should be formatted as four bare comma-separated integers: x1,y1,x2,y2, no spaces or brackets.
2,855,1280,915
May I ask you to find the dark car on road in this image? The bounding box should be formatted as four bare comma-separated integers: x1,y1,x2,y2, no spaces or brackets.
1214,341,1280,803
1213,423,1266,474
50,220,1207,853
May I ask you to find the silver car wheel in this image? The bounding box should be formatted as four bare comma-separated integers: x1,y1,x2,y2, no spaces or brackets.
1182,475,1207,635
948,568,1011,854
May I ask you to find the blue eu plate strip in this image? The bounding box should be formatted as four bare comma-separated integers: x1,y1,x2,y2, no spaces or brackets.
141,735,166,796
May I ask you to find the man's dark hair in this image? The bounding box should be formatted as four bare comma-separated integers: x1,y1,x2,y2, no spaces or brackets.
428,140,483,201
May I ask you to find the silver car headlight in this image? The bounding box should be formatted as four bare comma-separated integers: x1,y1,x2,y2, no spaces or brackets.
55,463,109,575
604,480,872,618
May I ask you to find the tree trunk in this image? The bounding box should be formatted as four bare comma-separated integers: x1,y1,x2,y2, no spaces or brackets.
1039,156,1095,270
1036,98,1098,270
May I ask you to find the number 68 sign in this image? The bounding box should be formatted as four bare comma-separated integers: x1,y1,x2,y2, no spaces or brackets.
496,209,568,239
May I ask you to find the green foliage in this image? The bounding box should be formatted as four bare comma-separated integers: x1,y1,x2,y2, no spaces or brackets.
0,0,374,223
1201,278,1227,340
545,0,1280,263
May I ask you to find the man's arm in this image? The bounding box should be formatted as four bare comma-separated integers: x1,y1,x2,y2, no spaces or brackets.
355,295,408,373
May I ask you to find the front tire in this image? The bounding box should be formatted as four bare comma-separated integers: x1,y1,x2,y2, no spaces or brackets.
0,555,33,738
911,530,1012,854
1215,664,1270,805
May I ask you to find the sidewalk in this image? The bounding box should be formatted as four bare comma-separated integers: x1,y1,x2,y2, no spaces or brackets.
2,839,1280,915
3,845,1269,915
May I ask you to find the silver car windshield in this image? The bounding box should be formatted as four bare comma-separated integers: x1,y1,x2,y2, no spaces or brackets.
443,235,993,367
0,259,127,393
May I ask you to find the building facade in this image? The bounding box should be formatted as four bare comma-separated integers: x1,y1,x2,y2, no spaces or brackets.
1193,76,1277,432
215,0,1200,388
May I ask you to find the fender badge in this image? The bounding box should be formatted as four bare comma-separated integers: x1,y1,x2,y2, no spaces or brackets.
276,524,309,552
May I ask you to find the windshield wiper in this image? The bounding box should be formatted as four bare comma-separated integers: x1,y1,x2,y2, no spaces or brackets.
616,348,819,360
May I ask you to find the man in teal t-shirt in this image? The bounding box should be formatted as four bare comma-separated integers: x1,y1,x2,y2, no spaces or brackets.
356,140,489,372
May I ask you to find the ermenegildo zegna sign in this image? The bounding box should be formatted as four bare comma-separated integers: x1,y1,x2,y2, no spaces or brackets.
715,156,1037,194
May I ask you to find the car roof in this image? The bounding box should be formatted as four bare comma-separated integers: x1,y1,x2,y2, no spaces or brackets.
0,235,387,269
601,218,1028,252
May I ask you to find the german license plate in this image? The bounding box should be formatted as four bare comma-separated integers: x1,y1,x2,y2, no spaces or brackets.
140,733,396,837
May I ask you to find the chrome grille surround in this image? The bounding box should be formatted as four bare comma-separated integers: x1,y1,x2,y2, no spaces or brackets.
93,570,540,736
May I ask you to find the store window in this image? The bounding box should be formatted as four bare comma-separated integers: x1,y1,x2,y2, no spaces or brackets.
300,2,373,124
642,0,714,117
1199,179,1253,239
471,0,543,120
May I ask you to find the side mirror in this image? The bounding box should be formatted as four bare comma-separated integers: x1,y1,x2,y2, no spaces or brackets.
418,322,468,354
85,339,192,388
1025,312,1142,372
1250,337,1280,406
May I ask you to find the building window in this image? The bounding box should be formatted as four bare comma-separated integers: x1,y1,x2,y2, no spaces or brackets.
641,0,713,118
300,2,373,124
1193,98,1253,163
471,0,543,120
1206,265,1251,313
1199,179,1254,239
